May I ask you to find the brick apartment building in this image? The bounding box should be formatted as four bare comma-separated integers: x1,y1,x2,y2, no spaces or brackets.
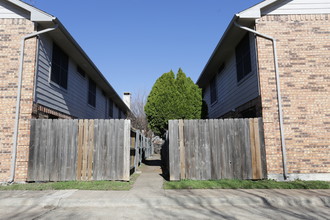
197,0,330,180
0,0,130,182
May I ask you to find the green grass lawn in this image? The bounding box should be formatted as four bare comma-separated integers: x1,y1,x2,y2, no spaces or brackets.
164,179,330,190
0,173,140,191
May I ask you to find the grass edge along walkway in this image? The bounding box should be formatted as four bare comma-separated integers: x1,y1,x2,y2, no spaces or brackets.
0,173,140,191
164,179,330,190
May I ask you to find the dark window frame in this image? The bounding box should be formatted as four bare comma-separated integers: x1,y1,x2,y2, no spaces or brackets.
108,99,113,118
77,66,86,78
88,79,96,107
210,75,217,105
51,43,69,89
235,33,252,82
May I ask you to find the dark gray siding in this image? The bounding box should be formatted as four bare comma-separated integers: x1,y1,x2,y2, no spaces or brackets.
34,35,121,119
203,33,259,118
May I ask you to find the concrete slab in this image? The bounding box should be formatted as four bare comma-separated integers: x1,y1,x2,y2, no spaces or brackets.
0,155,329,219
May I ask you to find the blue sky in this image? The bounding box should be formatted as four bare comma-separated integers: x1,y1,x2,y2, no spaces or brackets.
25,0,262,98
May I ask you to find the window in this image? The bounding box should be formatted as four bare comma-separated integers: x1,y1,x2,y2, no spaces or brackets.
210,76,217,104
118,110,122,119
88,79,96,107
235,34,252,82
108,99,113,118
217,63,225,74
51,43,69,89
77,66,86,78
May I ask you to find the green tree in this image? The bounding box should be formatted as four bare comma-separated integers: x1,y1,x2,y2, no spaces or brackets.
145,69,202,136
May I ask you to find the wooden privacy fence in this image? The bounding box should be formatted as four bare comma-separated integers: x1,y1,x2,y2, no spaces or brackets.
130,130,154,173
28,119,152,182
168,118,267,181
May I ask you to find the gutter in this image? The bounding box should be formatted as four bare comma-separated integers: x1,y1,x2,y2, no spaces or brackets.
9,24,58,183
234,20,288,180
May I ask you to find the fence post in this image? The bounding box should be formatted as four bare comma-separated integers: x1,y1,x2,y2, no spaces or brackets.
169,120,180,181
123,120,130,181
179,119,185,180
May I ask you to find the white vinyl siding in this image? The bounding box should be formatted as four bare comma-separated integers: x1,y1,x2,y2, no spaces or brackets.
262,0,330,15
34,35,120,119
0,2,29,19
204,33,259,119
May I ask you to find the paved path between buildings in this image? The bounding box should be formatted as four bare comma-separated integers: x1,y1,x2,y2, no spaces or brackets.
0,154,329,219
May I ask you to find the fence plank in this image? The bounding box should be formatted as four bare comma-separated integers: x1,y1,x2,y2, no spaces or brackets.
93,119,99,180
134,131,140,171
218,120,225,179
192,120,199,180
253,118,262,179
108,119,115,180
169,120,180,180
51,120,59,181
87,120,94,180
116,119,123,180
243,119,252,179
225,119,233,179
258,118,267,179
249,119,257,179
63,120,70,181
44,119,53,181
208,119,215,179
232,119,238,179
81,120,88,180
184,120,190,179
204,120,211,180
123,120,131,181
102,120,109,180
76,120,84,181
196,120,206,180
100,119,106,180
70,120,78,180
179,120,185,180
214,119,221,179
27,119,37,181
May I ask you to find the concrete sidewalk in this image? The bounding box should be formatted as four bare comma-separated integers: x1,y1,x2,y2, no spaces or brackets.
0,155,329,219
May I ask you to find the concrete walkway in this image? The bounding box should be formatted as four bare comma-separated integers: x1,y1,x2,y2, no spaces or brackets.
0,155,329,219
131,154,164,196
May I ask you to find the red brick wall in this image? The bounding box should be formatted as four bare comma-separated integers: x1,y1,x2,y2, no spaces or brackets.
0,18,37,182
256,14,330,176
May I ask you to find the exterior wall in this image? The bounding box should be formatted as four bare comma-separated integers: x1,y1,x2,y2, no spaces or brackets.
256,14,330,178
0,18,37,182
35,35,120,119
220,96,262,119
204,32,260,118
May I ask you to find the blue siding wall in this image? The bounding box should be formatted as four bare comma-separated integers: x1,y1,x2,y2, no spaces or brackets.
34,35,121,119
203,33,260,118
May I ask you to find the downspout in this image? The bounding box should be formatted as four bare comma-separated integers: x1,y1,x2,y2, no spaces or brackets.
9,25,58,183
234,21,288,180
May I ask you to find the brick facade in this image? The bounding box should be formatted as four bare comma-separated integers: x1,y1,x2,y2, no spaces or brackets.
255,14,330,176
0,18,37,182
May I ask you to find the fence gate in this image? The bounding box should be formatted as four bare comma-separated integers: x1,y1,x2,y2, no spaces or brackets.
28,119,131,182
168,118,267,181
